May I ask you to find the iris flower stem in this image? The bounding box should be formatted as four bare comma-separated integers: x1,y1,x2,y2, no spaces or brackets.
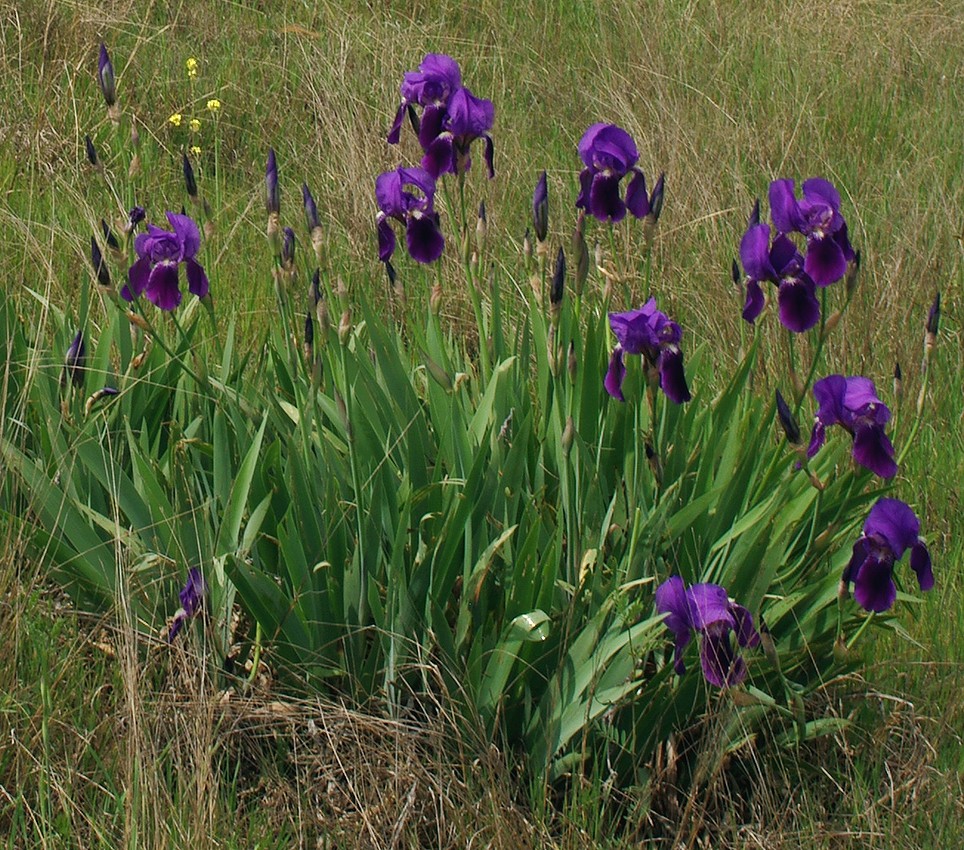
896,352,931,467
128,300,211,390
846,610,876,651
246,622,263,686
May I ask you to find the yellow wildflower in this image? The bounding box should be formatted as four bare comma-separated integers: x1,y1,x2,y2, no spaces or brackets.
186,57,198,79
190,118,201,132
206,98,221,113
190,145,201,157
168,112,182,127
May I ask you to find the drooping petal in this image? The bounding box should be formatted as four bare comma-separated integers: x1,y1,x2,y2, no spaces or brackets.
418,104,447,150
482,134,495,178
658,346,691,403
851,423,897,478
375,170,405,218
843,537,870,585
405,214,444,263
387,101,408,144
777,277,820,332
700,629,746,687
742,279,765,323
655,575,693,675
739,224,776,281
851,554,897,613
422,133,455,178
185,258,209,298
769,178,804,233
730,604,761,648
123,256,152,300
145,262,182,311
911,541,934,591
604,346,626,401
377,217,396,262
805,235,848,286
588,173,626,223
807,420,826,459
625,170,650,219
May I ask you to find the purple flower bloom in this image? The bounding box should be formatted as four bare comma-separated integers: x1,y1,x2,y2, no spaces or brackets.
98,44,116,107
532,170,549,242
167,567,207,642
575,124,652,223
375,166,444,264
605,297,691,403
844,498,933,612
655,576,760,687
122,212,210,311
739,222,819,332
807,375,897,478
769,178,855,287
420,85,495,179
387,53,463,144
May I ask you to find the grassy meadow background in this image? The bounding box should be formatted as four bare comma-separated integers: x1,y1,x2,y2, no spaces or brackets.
1,0,962,846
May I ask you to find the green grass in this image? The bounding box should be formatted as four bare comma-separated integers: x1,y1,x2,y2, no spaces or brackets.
2,0,962,846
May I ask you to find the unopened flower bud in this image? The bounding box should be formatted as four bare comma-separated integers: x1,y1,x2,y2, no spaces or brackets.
100,219,119,251
775,389,801,445
647,172,665,225
303,312,314,362
338,309,351,344
316,296,330,341
844,249,860,298
822,309,842,336
926,291,940,337
532,170,548,243
266,212,281,256
84,134,99,168
747,198,761,229
302,182,319,231
645,442,662,486
571,214,588,297
97,44,116,108
567,340,577,383
281,227,296,270
424,355,452,391
893,361,903,400
265,148,280,215
84,386,119,416
310,269,322,305
430,282,443,315
182,152,198,199
90,236,110,287
833,633,849,664
561,415,575,457
475,200,487,255
731,258,741,288
61,330,86,388
549,246,565,325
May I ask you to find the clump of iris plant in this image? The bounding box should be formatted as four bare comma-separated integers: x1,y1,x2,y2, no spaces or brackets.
655,576,760,687
604,297,691,404
738,178,855,332
375,166,444,264
806,375,897,478
121,212,210,311
844,498,933,612
387,53,494,179
167,567,207,641
575,123,661,224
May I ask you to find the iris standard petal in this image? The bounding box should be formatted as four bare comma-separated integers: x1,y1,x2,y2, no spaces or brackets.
375,170,405,218
740,224,776,281
852,555,897,613
851,424,897,478
418,104,447,150
655,576,691,635
166,211,201,259
685,584,733,632
769,178,804,233
801,177,841,212
625,170,650,219
777,277,820,332
911,541,934,591
123,255,152,300
604,346,627,401
804,235,848,286
145,262,182,311
577,123,609,167
658,346,691,404
185,258,209,298
864,498,920,554
588,173,626,223
406,215,444,263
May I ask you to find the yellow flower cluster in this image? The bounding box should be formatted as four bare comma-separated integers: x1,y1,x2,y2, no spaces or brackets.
206,98,221,113
186,57,198,80
168,113,182,127
189,118,201,132
190,145,202,157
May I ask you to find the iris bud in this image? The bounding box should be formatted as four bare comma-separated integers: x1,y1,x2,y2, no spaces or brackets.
532,170,548,243
97,44,116,108
265,148,280,215
775,389,801,445
90,236,110,287
85,134,99,168
182,152,198,199
62,330,86,388
549,246,565,325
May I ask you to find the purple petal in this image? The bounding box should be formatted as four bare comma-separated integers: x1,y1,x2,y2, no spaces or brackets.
482,134,495,179
658,346,691,403
700,630,746,687
843,538,870,585
739,224,776,281
805,235,847,286
165,211,201,261
588,173,626,223
145,262,182,311
655,575,692,674
911,541,934,592
387,102,407,144
806,420,826,459
851,555,897,613
575,168,593,212
685,583,733,632
864,499,920,555
446,87,494,137
375,170,404,217
802,177,841,211
418,104,447,150
769,178,804,233
123,256,152,301
730,604,760,648
742,279,765,323
770,234,803,276
405,215,444,263
377,217,396,262
851,424,897,478
625,170,650,218
185,258,209,298
577,123,610,168
604,346,626,401
777,277,820,332
422,134,455,179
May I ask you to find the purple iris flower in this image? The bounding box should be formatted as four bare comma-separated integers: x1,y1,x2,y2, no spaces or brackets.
807,375,897,478
375,166,444,264
98,43,116,107
122,212,210,311
167,567,207,642
387,53,463,145
605,297,691,403
739,222,820,332
769,178,855,287
575,124,652,223
844,498,933,612
420,86,495,178
655,576,760,687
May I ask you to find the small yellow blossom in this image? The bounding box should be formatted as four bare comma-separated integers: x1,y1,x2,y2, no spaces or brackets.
206,98,221,113
190,145,202,157
190,118,201,132
186,57,198,79
168,112,182,127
